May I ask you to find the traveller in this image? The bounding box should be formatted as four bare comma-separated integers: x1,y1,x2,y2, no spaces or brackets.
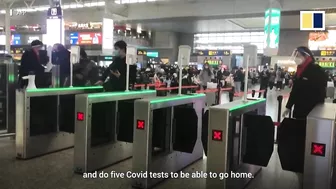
268,68,276,90
19,40,49,88
275,68,284,91
95,40,133,92
199,63,213,90
52,43,70,86
259,66,270,97
72,48,99,86
282,46,327,119
233,66,244,93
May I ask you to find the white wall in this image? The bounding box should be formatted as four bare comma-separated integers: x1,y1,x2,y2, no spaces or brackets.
278,29,309,56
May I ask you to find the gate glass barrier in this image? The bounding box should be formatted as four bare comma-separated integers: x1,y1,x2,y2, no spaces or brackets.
15,86,103,159
132,94,205,189
0,62,17,134
74,90,156,173
206,99,274,189
277,118,306,173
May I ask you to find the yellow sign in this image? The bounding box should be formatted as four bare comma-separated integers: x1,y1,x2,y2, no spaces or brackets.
208,50,218,56
317,61,335,68
137,50,147,55
320,50,336,57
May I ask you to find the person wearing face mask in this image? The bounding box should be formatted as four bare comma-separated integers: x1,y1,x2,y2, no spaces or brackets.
199,63,213,90
282,46,327,119
217,64,229,87
95,40,131,92
259,66,270,97
19,40,49,88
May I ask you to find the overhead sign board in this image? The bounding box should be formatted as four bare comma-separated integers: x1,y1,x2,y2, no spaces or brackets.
316,61,336,68
196,50,231,56
137,50,147,55
47,7,62,19
312,50,336,57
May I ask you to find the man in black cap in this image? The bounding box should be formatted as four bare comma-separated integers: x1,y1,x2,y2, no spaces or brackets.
19,40,49,88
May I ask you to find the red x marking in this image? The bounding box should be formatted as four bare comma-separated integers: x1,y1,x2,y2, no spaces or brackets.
212,130,223,141
137,120,145,129
313,144,324,155
77,112,84,121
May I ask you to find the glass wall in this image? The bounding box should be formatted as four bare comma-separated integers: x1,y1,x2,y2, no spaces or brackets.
194,31,264,54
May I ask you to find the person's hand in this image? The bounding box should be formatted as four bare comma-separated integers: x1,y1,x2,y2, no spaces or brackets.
111,70,121,78
94,80,103,86
282,108,291,117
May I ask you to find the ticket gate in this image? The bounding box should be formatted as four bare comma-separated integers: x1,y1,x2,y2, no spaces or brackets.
73,90,156,173
303,103,336,189
132,94,205,189
16,86,103,159
206,99,275,189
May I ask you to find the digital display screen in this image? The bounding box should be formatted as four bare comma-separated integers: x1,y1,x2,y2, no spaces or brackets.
70,32,79,45
312,50,336,57
316,61,335,68
137,50,147,55
11,34,21,45
78,32,102,45
147,52,159,57
197,50,231,56
204,59,223,65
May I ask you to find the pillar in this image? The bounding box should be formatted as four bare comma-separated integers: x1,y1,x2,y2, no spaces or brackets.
5,7,10,53
102,3,114,55
45,0,64,46
264,0,282,56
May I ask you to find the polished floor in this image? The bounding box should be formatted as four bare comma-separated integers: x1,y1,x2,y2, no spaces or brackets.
0,87,301,189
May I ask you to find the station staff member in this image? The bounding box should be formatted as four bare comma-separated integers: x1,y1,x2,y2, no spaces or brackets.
282,46,327,119
95,40,129,91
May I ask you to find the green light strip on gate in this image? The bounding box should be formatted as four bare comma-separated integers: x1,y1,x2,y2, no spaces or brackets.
27,86,103,93
229,99,266,111
150,94,205,104
88,90,156,98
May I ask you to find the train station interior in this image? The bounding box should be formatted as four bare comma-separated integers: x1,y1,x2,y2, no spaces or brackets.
0,0,336,189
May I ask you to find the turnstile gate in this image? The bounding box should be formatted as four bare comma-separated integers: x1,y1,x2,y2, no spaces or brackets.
206,99,274,189
132,94,205,189
16,86,103,159
74,90,156,173
303,103,336,189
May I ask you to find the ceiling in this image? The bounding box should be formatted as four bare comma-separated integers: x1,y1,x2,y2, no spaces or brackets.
121,13,336,33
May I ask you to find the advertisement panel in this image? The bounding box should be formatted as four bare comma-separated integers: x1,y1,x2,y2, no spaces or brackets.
78,33,102,45
11,34,21,45
308,31,336,50
70,32,79,45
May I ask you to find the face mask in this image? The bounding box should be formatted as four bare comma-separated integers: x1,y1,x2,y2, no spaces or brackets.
295,57,304,65
205,66,208,69
113,50,120,57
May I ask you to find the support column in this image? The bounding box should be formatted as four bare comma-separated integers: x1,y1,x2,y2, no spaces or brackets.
102,3,114,55
45,0,64,46
264,0,282,56
5,7,11,53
